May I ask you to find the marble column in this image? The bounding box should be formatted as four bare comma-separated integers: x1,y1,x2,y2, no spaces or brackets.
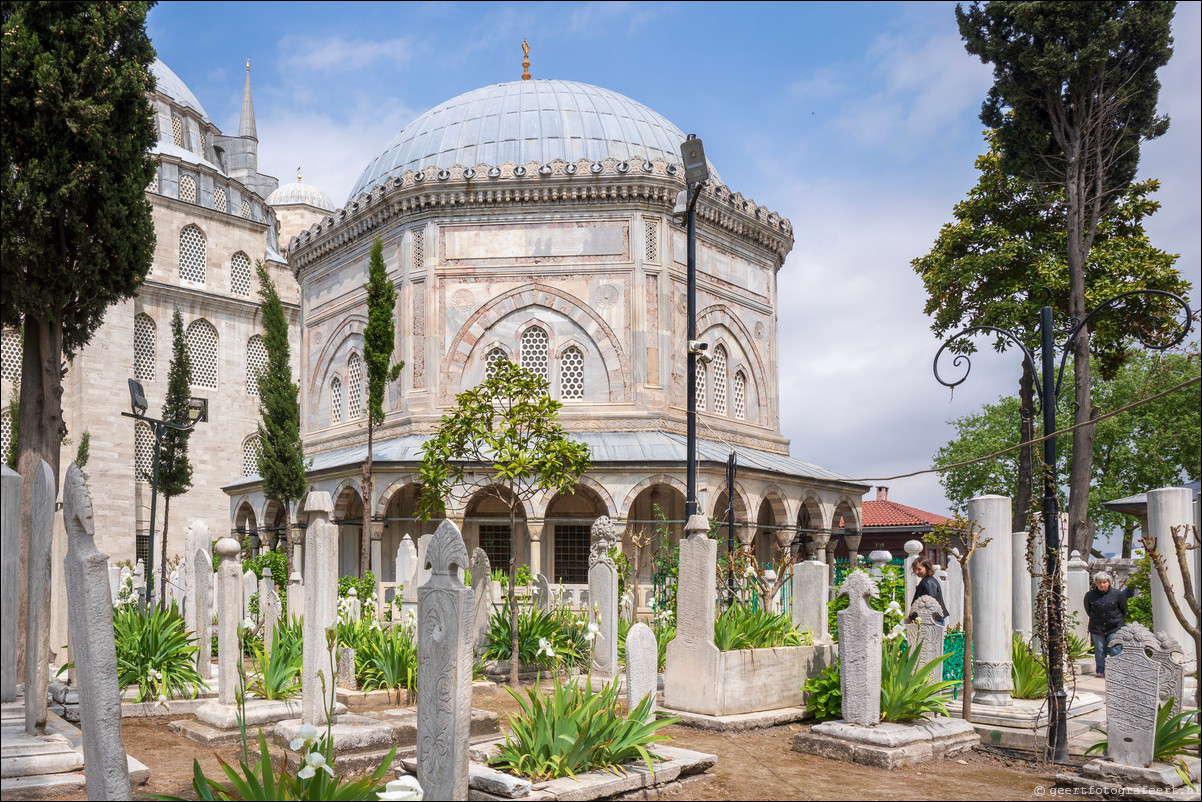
302,492,338,724
1011,530,1033,640
968,495,1013,706
844,532,863,570
1146,487,1197,671
527,522,544,578
1065,551,1090,642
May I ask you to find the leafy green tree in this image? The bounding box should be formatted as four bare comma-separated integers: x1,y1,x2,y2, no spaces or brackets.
957,1,1177,556
359,237,403,580
74,430,91,481
1,0,157,674
156,309,194,608
254,262,307,574
934,348,1200,556
914,131,1187,529
418,359,591,685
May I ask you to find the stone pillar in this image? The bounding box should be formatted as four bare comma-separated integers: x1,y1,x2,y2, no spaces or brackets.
625,622,657,721
902,539,923,616
527,522,544,578
287,571,303,623
810,532,831,568
1106,625,1160,767
792,560,829,642
303,492,338,724
469,548,493,653
1011,531,1033,641
1146,487,1197,671
416,519,473,801
968,495,1013,706
843,532,863,570
663,514,720,714
185,520,210,626
25,460,54,735
824,537,838,590
215,537,243,706
62,464,133,800
2,465,21,703
194,547,213,676
588,517,619,679
837,570,883,726
944,551,964,630
1065,551,1090,642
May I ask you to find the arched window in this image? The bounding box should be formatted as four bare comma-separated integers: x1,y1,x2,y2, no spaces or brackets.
179,174,196,204
347,352,364,419
0,412,11,463
733,371,747,421
171,115,184,147
246,335,267,396
179,225,206,285
240,198,252,219
485,347,508,377
242,435,262,478
520,326,549,382
712,345,728,415
330,376,343,424
231,252,251,297
560,346,584,400
214,186,227,213
696,360,707,411
135,422,154,483
2,328,20,383
186,318,219,389
134,314,156,382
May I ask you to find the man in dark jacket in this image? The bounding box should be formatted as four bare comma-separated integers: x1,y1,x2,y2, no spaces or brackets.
1083,571,1127,677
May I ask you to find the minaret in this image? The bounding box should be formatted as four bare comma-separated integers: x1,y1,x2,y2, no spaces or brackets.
239,58,257,140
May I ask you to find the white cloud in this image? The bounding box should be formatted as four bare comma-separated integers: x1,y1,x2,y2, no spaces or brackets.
276,35,422,74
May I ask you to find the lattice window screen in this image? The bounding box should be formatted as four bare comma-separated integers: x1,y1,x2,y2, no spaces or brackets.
696,361,707,411
0,413,11,463
134,314,156,382
171,115,183,147
645,220,658,262
733,371,746,420
243,436,262,478
240,198,252,219
412,229,425,269
713,346,728,415
478,525,512,574
520,327,549,382
186,319,219,389
231,252,251,296
214,186,227,213
179,225,206,284
1,329,20,383
553,524,591,584
330,377,343,424
347,353,364,419
246,335,267,395
485,347,508,377
179,174,196,204
135,422,154,483
149,167,159,193
560,346,584,400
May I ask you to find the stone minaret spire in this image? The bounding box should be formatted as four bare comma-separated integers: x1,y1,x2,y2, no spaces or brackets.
239,58,257,141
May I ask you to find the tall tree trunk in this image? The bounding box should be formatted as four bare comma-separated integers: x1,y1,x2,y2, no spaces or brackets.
961,561,973,723
159,496,171,611
1121,521,1134,560
361,418,373,581
1016,361,1035,528
16,316,65,682
509,499,520,686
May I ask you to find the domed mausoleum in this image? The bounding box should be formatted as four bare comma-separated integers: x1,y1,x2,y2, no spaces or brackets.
226,76,868,595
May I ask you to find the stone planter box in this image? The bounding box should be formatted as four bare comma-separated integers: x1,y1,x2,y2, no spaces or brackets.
664,642,834,717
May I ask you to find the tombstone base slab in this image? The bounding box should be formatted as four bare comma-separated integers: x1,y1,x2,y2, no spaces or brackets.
194,698,308,729
655,704,809,731
361,706,500,752
791,718,979,769
336,687,412,706
1055,758,1202,801
948,691,1103,729
275,714,395,753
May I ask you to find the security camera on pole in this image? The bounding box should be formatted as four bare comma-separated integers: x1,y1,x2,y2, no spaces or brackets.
678,135,709,533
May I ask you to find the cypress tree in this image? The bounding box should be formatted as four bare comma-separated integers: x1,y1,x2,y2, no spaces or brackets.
157,309,193,608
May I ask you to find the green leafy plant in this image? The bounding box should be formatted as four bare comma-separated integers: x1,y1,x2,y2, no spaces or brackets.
356,622,417,698
1087,698,1201,789
247,626,302,701
113,602,207,702
829,564,905,641
1067,632,1094,662
1127,556,1154,629
803,659,843,722
713,602,803,651
491,676,677,781
483,605,581,669
1011,634,1048,700
879,638,956,722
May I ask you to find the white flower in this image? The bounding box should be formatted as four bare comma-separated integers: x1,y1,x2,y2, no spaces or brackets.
743,564,756,578
886,623,906,640
242,617,255,631
537,637,556,659
885,600,902,616
154,693,169,710
290,722,319,751
378,776,424,801
584,622,599,642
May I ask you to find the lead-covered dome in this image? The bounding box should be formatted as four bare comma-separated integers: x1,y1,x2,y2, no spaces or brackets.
348,79,718,201
266,180,335,211
150,59,211,124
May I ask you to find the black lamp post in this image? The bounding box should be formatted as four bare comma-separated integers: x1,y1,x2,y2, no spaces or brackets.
678,134,710,520
122,377,202,609
933,289,1192,762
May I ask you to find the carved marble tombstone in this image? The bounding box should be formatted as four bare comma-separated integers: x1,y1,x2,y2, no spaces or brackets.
397,535,418,602
194,548,214,676
792,559,829,642
1149,632,1185,715
25,460,55,735
943,551,964,630
902,540,923,617
416,533,433,591
837,570,883,727
625,622,658,721
287,571,304,622
261,586,281,656
338,647,357,691
242,568,257,623
906,595,945,669
1,465,20,703
133,559,146,603
469,548,493,652
1105,624,1161,767
215,538,243,706
663,515,721,714
588,517,619,679
416,520,473,801
62,464,133,800
302,492,338,725
533,573,551,612
184,520,210,623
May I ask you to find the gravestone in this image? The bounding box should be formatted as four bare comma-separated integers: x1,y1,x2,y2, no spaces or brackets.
338,647,357,691
287,571,304,622
62,464,133,800
397,535,418,602
792,559,829,642
663,514,720,714
184,520,210,624
944,552,964,630
1011,530,1033,640
25,460,55,735
968,495,1013,706
343,587,362,622
867,549,891,578
194,547,214,676
625,622,657,721
1,465,21,703
215,538,243,706
1150,632,1186,716
261,587,281,655
242,568,257,623
837,570,883,727
168,567,183,609
533,573,551,612
108,563,121,609
906,595,945,670
1066,551,1090,641
302,492,338,725
902,540,923,617
259,566,274,622
588,517,619,679
133,559,146,603
416,533,433,590
469,548,493,652
1105,624,1160,767
416,519,472,801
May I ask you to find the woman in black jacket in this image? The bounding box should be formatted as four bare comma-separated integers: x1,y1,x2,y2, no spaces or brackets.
1083,571,1127,677
908,557,949,623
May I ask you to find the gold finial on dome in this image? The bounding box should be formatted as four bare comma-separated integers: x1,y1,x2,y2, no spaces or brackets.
298,167,302,184
246,58,250,73
521,39,530,81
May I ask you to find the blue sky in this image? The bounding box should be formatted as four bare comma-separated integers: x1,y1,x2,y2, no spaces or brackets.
147,1,1201,541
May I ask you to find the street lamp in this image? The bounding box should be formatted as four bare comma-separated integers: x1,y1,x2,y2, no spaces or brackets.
932,289,1192,762
122,377,202,608
677,134,709,522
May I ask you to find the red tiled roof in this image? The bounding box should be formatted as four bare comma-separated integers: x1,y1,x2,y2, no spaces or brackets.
862,500,950,529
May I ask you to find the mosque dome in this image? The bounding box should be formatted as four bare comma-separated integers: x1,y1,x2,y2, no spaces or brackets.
266,178,336,212
348,79,719,201
150,59,211,124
